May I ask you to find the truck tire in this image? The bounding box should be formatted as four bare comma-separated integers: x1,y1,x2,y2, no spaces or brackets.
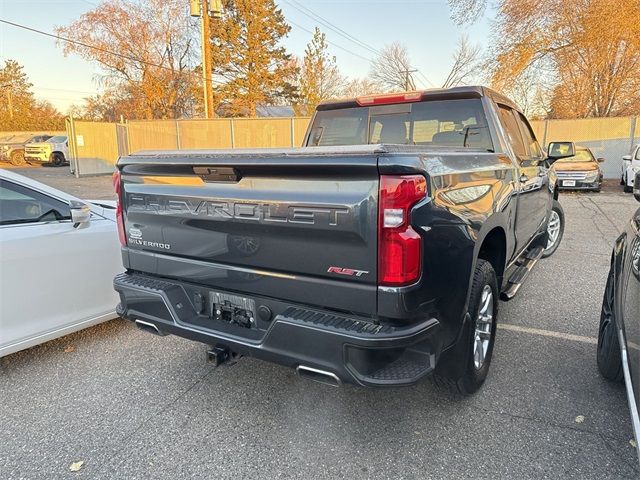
542,200,564,258
9,150,25,166
50,153,64,167
597,271,623,382
624,185,633,193
433,259,498,395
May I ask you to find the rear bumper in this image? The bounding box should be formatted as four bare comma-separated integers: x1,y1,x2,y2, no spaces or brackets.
114,272,440,387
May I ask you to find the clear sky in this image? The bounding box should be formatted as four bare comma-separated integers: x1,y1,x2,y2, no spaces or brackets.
0,0,492,114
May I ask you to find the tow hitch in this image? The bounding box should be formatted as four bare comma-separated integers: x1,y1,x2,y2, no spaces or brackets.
207,344,231,367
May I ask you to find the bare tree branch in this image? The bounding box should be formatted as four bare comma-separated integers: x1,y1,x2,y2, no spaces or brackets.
369,43,416,91
442,35,482,88
447,0,488,25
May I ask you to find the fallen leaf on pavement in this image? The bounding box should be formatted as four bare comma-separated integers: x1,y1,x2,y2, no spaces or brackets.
69,461,84,472
64,345,75,353
574,415,585,424
631,439,637,448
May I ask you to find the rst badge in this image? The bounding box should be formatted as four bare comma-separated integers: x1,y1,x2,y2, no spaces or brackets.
327,266,369,277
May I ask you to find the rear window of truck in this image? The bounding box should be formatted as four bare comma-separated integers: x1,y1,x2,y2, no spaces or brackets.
307,98,493,151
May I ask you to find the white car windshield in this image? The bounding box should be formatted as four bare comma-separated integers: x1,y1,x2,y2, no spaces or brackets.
46,136,67,143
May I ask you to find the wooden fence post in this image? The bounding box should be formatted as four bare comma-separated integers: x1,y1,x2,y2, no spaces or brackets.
290,117,295,147
542,119,549,147
66,115,80,178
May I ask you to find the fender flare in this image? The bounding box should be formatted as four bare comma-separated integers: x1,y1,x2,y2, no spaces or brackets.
460,212,510,320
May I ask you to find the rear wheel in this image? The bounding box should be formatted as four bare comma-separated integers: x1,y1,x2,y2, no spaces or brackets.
433,259,498,395
597,270,623,382
50,153,64,167
542,200,564,258
9,150,25,166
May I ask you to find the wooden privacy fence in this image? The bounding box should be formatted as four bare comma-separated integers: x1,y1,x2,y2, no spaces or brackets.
65,115,638,178
530,116,638,179
66,117,312,176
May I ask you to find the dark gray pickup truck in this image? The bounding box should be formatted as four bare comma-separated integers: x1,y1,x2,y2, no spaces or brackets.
113,86,572,394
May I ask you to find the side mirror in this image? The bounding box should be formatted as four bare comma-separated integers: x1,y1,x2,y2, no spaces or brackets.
623,155,632,162
597,157,605,163
547,142,576,162
635,172,640,203
69,200,91,228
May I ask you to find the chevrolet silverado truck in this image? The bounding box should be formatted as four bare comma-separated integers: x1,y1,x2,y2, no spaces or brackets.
24,135,69,167
113,86,571,394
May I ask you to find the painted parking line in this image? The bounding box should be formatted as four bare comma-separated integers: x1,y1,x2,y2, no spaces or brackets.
498,323,598,345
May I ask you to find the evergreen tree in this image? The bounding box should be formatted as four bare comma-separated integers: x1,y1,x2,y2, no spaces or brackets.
209,0,298,116
296,27,345,115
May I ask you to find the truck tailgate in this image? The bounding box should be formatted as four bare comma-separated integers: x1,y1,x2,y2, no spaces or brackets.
118,148,380,316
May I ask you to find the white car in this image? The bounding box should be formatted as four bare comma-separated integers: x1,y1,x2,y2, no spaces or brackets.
0,169,122,357
622,144,640,193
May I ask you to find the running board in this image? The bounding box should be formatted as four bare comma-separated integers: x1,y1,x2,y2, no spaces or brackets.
500,246,544,300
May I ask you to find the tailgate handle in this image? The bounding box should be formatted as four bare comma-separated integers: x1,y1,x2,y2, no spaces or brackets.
193,166,240,182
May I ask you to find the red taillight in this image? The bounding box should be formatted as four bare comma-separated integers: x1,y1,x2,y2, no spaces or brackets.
113,170,126,246
378,175,427,286
356,91,423,106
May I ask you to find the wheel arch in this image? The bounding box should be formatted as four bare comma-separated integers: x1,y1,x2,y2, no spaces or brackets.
476,227,507,287
472,213,510,288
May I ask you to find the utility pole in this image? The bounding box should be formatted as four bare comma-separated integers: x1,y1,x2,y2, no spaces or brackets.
192,0,221,118
400,68,417,90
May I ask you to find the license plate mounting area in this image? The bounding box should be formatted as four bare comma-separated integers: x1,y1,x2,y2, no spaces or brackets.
209,291,257,329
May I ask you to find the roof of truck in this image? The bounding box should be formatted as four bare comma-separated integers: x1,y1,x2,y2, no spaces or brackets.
316,85,520,112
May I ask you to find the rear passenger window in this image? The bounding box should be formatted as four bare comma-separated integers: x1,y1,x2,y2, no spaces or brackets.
497,105,526,158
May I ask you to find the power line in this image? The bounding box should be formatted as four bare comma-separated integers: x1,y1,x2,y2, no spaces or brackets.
0,18,225,86
283,2,435,89
287,19,372,63
415,69,436,88
284,0,380,57
36,86,100,95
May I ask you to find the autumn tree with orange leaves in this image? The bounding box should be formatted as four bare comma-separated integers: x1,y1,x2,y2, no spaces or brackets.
449,0,640,118
56,0,199,120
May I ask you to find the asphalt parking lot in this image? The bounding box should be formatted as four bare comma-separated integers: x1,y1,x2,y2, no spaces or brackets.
1,168,639,479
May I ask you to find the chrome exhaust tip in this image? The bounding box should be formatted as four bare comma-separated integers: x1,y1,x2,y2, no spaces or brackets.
134,319,164,336
296,365,341,387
